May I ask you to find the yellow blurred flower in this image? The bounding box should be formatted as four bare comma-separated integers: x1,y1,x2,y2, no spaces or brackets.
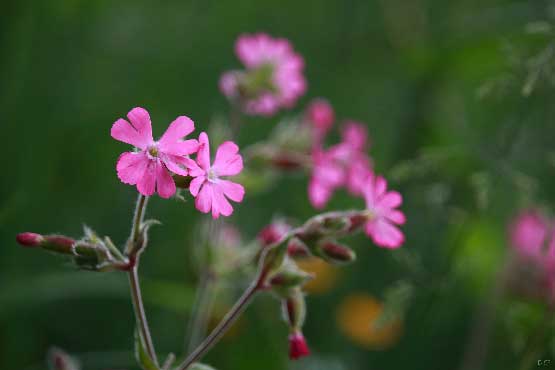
336,294,402,350
296,257,340,294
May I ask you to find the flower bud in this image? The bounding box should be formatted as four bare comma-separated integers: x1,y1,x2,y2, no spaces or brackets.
287,238,309,257
258,221,291,247
270,263,313,293
17,232,75,254
271,154,306,171
348,212,368,232
318,241,356,265
16,232,44,247
288,331,310,360
282,288,306,329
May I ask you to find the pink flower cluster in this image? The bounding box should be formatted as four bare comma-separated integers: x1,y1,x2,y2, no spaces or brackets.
305,99,405,248
220,33,307,116
112,107,244,218
509,209,555,300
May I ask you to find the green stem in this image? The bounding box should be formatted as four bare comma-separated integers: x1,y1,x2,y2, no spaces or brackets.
177,281,260,370
129,263,158,366
125,194,158,366
129,194,148,251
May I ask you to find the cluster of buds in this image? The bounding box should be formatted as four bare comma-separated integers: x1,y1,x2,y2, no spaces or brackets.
253,210,370,359
16,226,132,272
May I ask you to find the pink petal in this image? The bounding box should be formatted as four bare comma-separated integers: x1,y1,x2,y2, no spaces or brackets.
380,191,402,208
197,132,211,170
116,152,149,185
211,185,233,218
156,163,176,199
127,107,153,140
158,116,197,155
189,176,206,197
308,179,332,209
160,139,199,157
374,175,387,198
111,119,150,149
385,210,406,225
218,180,244,202
365,219,404,249
183,157,204,177
160,154,189,176
341,121,367,150
137,160,157,196
195,182,213,214
213,141,243,176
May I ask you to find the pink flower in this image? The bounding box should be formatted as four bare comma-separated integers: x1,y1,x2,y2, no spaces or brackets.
307,121,372,208
509,210,548,258
189,132,245,218
508,210,555,304
305,98,334,146
220,33,307,116
362,172,405,248
308,149,344,209
112,107,199,198
288,331,310,360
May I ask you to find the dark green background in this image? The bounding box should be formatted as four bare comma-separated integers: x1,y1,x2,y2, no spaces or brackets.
2,0,555,369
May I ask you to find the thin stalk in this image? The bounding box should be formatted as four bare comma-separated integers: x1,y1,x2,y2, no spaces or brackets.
129,194,148,250
125,194,159,366
129,263,158,366
177,281,260,370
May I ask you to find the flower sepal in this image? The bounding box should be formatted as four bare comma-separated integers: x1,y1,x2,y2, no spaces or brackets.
269,259,314,297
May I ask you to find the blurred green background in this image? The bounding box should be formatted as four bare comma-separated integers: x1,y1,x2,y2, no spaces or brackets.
2,0,555,369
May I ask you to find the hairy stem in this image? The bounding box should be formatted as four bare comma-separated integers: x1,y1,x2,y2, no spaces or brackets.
126,194,159,366
129,263,158,365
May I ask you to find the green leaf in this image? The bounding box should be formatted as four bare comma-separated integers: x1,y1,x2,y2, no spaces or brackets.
134,329,160,370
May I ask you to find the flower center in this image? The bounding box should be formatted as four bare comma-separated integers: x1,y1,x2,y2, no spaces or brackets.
207,168,218,182
147,144,159,158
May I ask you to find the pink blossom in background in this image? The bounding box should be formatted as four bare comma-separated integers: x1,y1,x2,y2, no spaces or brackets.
508,210,555,303
307,121,373,208
189,132,245,218
219,71,240,98
341,121,368,151
308,149,344,209
219,33,307,116
509,209,548,258
362,172,406,248
112,107,199,198
305,98,335,147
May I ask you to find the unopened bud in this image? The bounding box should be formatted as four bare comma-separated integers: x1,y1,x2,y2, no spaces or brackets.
258,221,291,247
271,154,306,170
348,212,368,232
319,241,356,264
270,264,313,292
17,232,75,254
288,331,310,360
287,238,309,257
16,232,44,247
282,288,306,330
